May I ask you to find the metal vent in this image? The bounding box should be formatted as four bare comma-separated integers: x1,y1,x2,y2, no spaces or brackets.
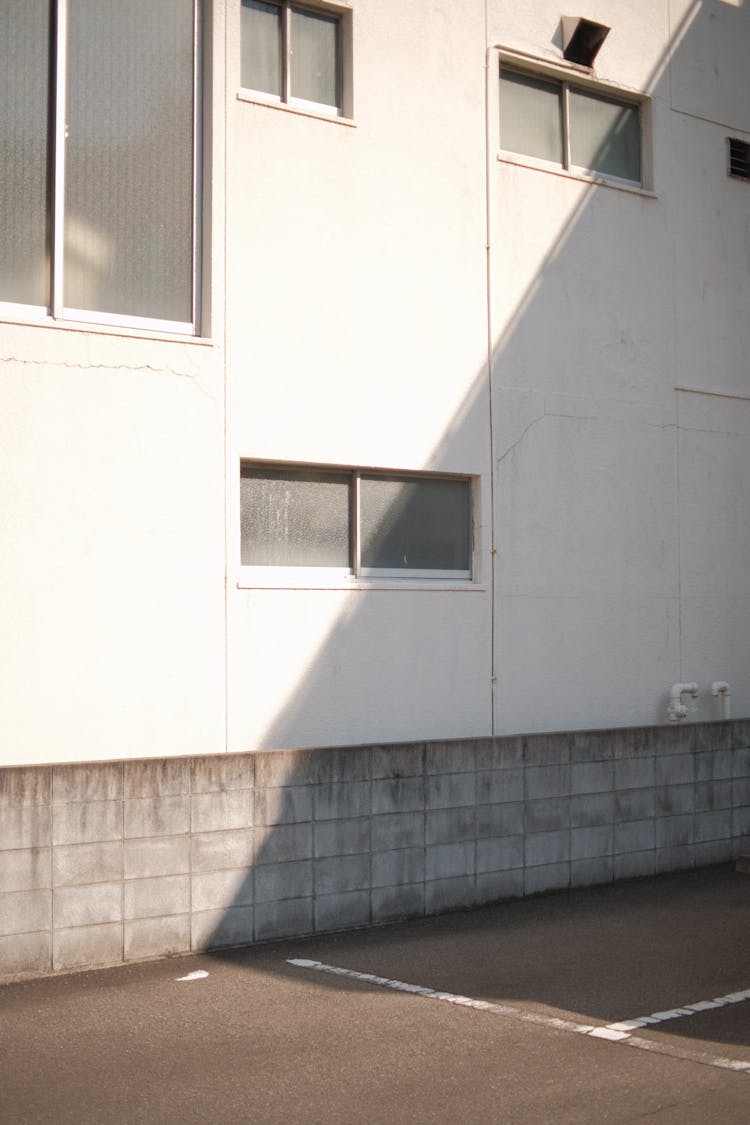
728,138,750,180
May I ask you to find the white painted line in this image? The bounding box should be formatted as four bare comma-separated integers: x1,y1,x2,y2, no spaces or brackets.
288,959,750,1075
176,970,209,981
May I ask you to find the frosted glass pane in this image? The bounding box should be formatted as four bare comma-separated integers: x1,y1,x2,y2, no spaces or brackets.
241,1,282,96
570,90,641,182
290,7,339,109
500,70,563,165
0,1,50,307
241,467,351,567
361,477,471,572
65,0,195,323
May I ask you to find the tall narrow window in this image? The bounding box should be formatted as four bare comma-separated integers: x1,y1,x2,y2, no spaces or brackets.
0,0,201,333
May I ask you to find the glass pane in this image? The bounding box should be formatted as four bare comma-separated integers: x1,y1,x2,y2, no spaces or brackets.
500,69,563,165
570,90,641,182
65,0,195,323
360,476,471,572
241,467,351,567
290,7,339,109
0,0,50,307
241,0,282,96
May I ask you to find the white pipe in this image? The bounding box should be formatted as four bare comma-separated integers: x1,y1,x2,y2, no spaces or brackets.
667,682,699,722
711,681,731,720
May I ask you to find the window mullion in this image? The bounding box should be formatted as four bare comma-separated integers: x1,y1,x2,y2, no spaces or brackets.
51,0,69,319
352,470,361,577
282,2,292,104
561,82,571,171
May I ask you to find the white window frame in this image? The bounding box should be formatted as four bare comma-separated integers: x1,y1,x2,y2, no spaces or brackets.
239,462,476,589
0,0,205,338
498,51,652,193
238,0,353,121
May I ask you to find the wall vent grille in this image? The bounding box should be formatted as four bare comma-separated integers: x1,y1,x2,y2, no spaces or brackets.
728,138,750,180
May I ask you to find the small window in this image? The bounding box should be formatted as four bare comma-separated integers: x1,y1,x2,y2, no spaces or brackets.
241,1,344,117
500,63,642,187
240,464,473,580
728,138,750,180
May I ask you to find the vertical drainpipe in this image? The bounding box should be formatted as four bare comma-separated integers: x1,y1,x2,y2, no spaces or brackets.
484,2,498,737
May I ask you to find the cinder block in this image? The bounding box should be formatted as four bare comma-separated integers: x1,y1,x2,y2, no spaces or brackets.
695,751,733,782
371,812,424,852
571,856,613,888
695,780,733,812
734,748,750,778
524,862,569,895
570,793,614,828
615,819,655,854
254,897,313,941
656,815,693,848
570,732,613,763
611,729,640,758
124,914,190,961
53,923,123,971
525,765,570,801
53,841,123,887
190,829,254,873
124,795,190,839
124,835,190,879
315,889,370,932
476,802,523,839
0,847,50,893
372,884,424,922
191,869,252,912
123,759,190,798
0,768,50,808
0,805,51,851
371,743,424,780
426,741,476,774
571,761,613,796
314,782,370,821
190,790,253,834
314,817,369,858
425,841,474,881
655,845,693,873
614,757,655,791
571,825,613,861
732,778,750,806
475,868,524,904
655,755,694,786
313,748,372,785
426,806,476,845
254,822,312,865
124,875,190,920
191,906,253,951
614,850,655,880
0,931,51,978
524,798,570,834
426,773,475,811
425,875,475,913
52,763,122,805
615,789,655,822
254,749,315,789
53,883,122,929
476,835,523,874
254,786,312,827
371,847,424,888
190,754,253,794
477,736,524,770
655,784,693,817
314,854,370,895
476,768,523,805
0,889,51,937
524,734,570,767
254,859,313,903
695,839,735,866
694,810,732,843
371,777,422,816
525,830,570,867
52,801,121,846
733,807,750,838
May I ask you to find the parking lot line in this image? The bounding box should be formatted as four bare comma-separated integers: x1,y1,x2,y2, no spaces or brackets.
288,958,750,1076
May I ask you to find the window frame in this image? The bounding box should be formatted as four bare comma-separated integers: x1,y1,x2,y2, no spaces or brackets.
238,0,353,121
0,0,205,338
238,462,477,589
498,51,652,193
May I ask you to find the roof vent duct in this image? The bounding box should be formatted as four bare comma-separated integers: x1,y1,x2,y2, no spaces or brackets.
561,17,610,67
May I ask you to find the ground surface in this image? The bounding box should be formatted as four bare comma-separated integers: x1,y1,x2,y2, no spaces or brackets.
1,867,749,1124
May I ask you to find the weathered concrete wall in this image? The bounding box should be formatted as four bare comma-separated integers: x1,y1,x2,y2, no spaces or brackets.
2,721,748,981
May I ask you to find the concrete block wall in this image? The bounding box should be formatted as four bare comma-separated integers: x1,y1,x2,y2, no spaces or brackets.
1,721,749,980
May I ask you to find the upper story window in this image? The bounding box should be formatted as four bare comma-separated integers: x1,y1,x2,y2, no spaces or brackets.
0,0,201,335
500,61,643,188
240,1,347,118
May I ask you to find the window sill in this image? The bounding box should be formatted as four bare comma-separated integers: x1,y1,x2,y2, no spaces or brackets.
0,308,213,346
237,571,485,593
498,151,657,198
236,90,356,127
